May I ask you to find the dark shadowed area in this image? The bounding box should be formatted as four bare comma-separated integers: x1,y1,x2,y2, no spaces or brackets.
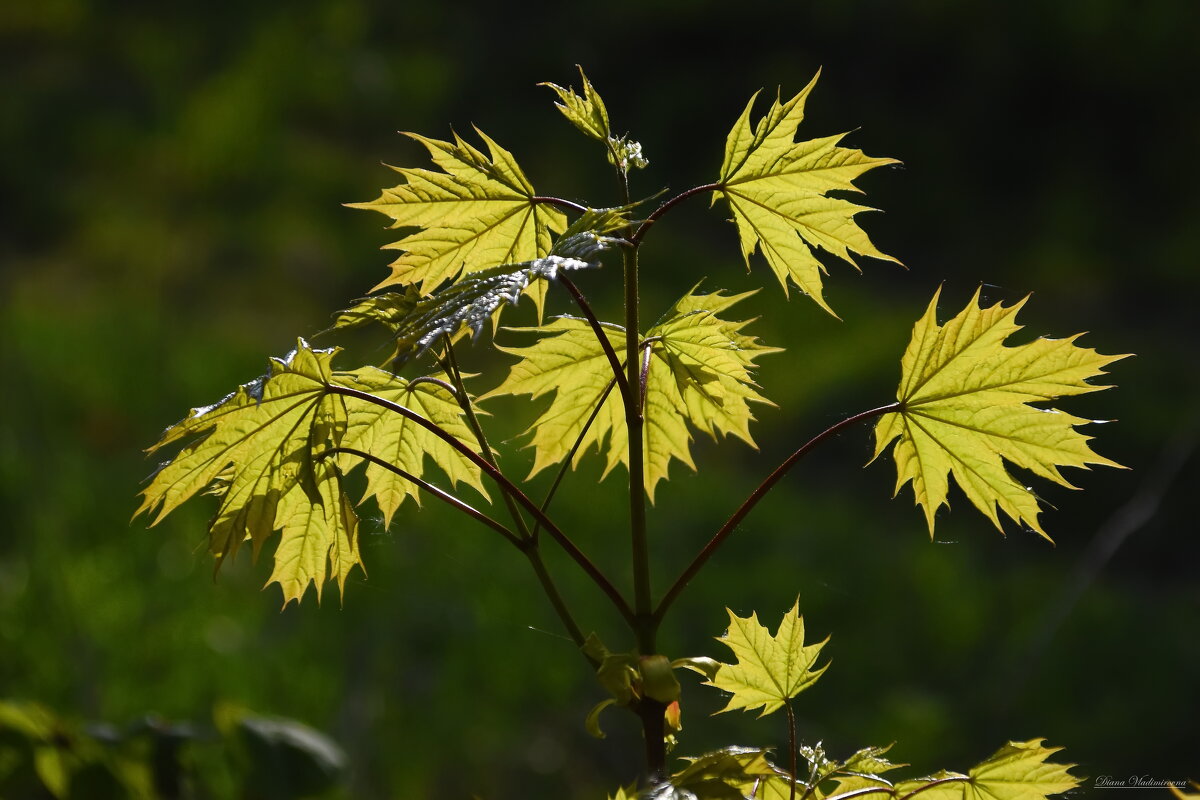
2,1,1197,797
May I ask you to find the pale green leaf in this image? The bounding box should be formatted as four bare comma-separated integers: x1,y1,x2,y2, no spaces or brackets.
348,128,567,309
893,740,1079,800
542,65,612,143
138,340,483,605
714,71,899,315
336,369,487,525
667,747,778,800
872,288,1129,538
708,600,829,717
482,287,777,500
542,67,649,171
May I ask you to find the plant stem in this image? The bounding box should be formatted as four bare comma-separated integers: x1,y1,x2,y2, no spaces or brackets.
532,378,617,541
524,546,589,653
532,195,589,215
325,384,636,625
653,403,900,625
636,698,667,780
630,183,721,246
557,274,632,408
786,701,798,800
319,447,521,546
440,342,532,540
623,242,653,651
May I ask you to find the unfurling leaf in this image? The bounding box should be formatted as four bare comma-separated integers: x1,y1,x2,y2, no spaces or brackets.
542,66,649,171
892,740,1079,799
348,127,567,310
708,600,829,716
872,288,1129,538
714,71,899,315
138,340,484,605
482,287,777,500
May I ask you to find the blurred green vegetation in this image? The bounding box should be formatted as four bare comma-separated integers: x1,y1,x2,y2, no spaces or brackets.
2,1,1198,797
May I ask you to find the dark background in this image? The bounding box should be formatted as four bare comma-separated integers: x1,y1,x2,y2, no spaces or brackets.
3,0,1198,797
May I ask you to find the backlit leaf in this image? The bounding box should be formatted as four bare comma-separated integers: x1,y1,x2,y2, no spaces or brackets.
708,600,829,717
348,128,567,309
138,340,483,604
714,71,899,315
543,66,648,171
893,740,1079,800
872,288,1129,538
482,288,777,500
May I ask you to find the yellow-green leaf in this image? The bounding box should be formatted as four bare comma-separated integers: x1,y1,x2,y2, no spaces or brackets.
708,600,829,717
348,128,567,309
714,71,899,315
542,65,612,143
336,369,488,525
873,288,1129,538
138,340,484,605
482,288,777,500
893,740,1080,800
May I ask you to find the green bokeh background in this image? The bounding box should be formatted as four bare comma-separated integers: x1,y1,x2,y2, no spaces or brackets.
3,1,1198,797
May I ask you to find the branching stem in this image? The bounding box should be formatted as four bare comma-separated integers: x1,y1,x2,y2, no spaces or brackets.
653,403,900,625
319,447,521,547
532,377,618,541
630,183,721,246
557,274,632,408
325,384,635,625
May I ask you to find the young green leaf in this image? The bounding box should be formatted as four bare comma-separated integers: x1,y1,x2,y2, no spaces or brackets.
483,288,777,499
348,128,567,307
714,71,899,315
708,600,829,717
542,66,648,171
892,740,1080,799
872,288,1129,538
138,340,485,604
335,368,488,525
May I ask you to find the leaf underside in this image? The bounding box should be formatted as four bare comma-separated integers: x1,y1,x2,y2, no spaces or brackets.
873,288,1129,538
892,739,1080,800
715,71,900,316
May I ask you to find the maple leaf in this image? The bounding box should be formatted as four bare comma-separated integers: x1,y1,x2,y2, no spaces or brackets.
714,71,899,316
708,600,829,717
892,740,1079,800
335,368,488,525
872,288,1129,538
138,340,483,604
482,287,777,500
348,127,567,313
662,747,778,800
542,66,648,171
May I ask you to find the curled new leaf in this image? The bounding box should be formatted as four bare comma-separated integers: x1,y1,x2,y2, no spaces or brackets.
873,288,1129,538
542,66,648,171
714,71,899,315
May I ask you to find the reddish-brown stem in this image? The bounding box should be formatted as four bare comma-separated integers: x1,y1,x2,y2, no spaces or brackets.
325,384,636,626
532,195,589,214
557,274,632,408
630,183,721,246
653,403,900,625
320,447,521,547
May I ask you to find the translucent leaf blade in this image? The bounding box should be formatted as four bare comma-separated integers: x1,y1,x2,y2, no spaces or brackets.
873,288,1129,538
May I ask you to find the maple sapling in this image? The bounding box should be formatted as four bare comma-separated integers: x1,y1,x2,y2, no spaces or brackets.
139,67,1126,797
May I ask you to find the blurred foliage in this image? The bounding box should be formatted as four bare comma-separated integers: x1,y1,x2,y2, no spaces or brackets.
0,699,346,799
1,0,1197,797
